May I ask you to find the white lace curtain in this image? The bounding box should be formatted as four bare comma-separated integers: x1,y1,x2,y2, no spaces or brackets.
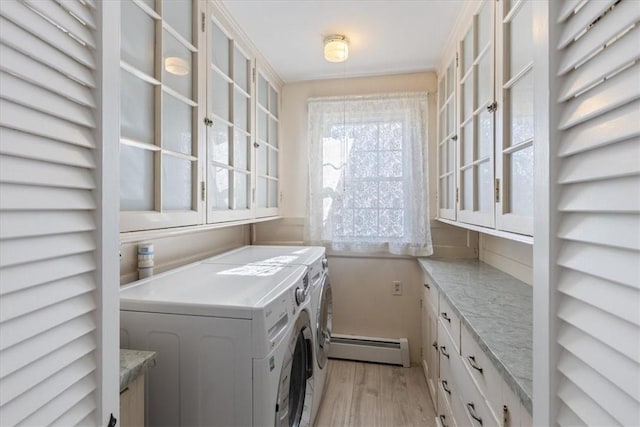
305,92,432,256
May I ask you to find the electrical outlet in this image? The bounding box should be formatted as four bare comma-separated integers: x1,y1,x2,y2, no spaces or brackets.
393,280,402,296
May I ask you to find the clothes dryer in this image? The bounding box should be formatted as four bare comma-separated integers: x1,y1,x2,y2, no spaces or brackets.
120,261,314,427
202,245,332,424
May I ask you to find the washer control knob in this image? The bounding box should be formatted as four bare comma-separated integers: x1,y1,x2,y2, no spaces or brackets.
295,287,306,305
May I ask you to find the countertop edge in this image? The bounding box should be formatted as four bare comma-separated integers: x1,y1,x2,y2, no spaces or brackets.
418,258,533,415
120,349,157,391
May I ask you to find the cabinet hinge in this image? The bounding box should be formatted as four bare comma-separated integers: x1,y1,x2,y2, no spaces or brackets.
252,188,256,203
495,179,500,203
201,12,205,32
456,52,459,68
201,181,206,201
420,299,423,308
252,67,256,83
456,187,459,203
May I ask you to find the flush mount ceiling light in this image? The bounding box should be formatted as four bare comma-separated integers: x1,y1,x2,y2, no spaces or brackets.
324,35,349,63
165,56,190,76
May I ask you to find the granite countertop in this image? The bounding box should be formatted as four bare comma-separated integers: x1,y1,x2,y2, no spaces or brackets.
417,258,533,414
120,349,157,391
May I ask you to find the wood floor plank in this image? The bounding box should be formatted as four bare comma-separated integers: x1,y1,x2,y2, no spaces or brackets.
404,366,437,426
349,362,383,427
314,360,356,427
314,361,436,427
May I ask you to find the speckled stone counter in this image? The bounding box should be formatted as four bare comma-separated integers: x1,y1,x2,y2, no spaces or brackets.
417,258,533,414
120,349,156,391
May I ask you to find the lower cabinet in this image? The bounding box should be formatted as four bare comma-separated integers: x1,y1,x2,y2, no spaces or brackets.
422,279,440,409
120,374,145,427
422,280,532,427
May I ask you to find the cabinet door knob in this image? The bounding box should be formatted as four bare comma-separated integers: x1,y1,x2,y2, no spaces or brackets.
439,345,450,359
468,355,484,373
441,312,451,323
432,341,438,350
466,403,483,425
203,117,213,126
439,414,449,427
486,101,498,113
254,142,260,148
424,282,431,289
451,135,458,141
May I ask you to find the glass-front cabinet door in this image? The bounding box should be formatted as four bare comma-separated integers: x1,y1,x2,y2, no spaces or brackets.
119,0,202,232
457,0,496,228
437,58,457,220
255,71,280,217
206,10,254,223
495,0,534,236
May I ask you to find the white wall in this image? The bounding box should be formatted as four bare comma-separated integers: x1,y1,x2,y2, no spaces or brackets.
120,225,249,284
478,234,533,285
255,72,478,364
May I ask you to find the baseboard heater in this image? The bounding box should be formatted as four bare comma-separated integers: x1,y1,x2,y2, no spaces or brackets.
328,334,410,367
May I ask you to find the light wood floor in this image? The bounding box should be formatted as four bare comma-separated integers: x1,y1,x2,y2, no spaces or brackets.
314,360,437,427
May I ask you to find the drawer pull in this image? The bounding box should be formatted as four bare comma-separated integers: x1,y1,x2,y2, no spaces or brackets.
441,380,451,395
432,341,438,350
466,403,483,425
439,414,449,427
424,282,431,289
441,312,451,323
467,355,484,373
439,345,450,359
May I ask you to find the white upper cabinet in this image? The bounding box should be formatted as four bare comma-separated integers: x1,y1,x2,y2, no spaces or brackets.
495,0,534,235
255,71,280,217
119,0,202,232
437,0,534,238
119,1,282,232
206,12,253,223
457,0,496,229
437,58,457,221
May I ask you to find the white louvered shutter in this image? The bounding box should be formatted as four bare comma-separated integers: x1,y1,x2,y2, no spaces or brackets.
0,1,119,426
553,1,640,425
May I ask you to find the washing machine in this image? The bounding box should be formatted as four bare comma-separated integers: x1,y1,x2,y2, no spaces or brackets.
202,245,332,424
120,260,315,427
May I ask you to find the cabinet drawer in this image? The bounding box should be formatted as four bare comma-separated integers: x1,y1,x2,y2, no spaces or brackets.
437,379,457,427
453,354,501,427
423,275,439,313
502,379,522,427
461,324,503,418
439,295,460,351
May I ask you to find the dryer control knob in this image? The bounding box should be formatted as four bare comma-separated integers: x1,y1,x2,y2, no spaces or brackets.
322,258,328,269
295,287,306,305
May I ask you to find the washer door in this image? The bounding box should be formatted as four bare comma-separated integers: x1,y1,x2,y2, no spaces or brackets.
275,310,314,427
315,275,333,369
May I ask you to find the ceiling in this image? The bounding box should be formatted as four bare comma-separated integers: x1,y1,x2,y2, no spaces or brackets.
221,0,466,83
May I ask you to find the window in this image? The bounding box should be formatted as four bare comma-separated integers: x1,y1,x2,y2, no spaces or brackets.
306,93,432,256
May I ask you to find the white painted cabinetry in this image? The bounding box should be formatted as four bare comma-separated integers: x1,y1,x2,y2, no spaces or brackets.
120,1,282,232
436,0,535,239
422,273,532,427
421,277,439,409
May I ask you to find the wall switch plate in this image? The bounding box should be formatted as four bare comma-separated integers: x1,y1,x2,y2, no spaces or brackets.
393,281,402,296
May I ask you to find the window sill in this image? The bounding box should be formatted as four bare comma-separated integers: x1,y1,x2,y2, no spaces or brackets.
436,217,534,245
326,250,418,260
119,215,282,244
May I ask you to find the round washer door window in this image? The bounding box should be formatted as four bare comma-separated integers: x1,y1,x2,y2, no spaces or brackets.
316,277,333,369
276,311,313,427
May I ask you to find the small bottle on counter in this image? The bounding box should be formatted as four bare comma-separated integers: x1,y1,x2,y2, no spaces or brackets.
137,243,154,279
